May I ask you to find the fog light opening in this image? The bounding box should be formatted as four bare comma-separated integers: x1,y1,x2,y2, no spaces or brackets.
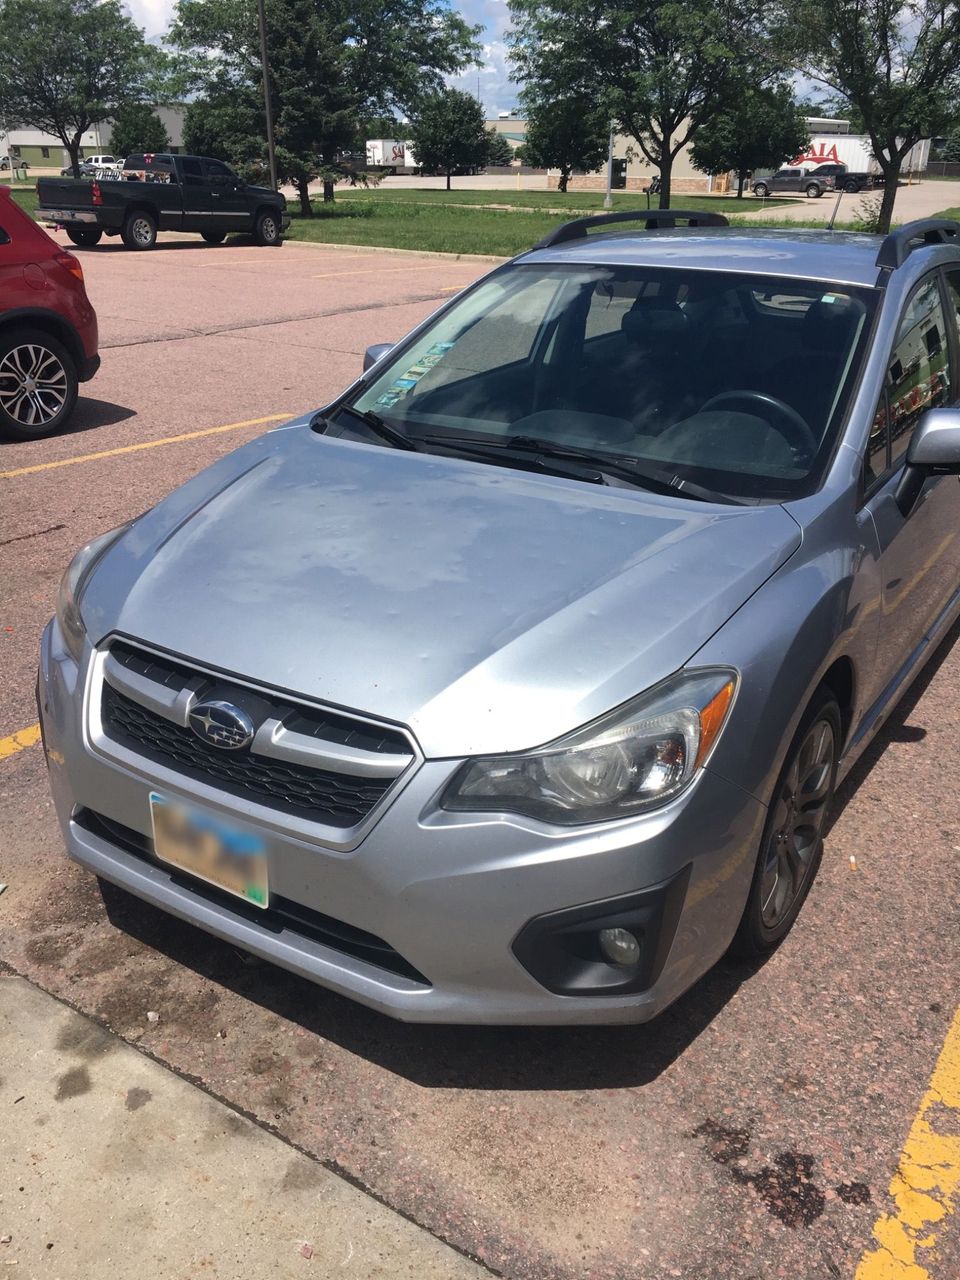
598,926,641,967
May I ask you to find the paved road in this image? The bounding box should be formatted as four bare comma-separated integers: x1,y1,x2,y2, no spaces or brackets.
736,177,960,224
1,230,958,1280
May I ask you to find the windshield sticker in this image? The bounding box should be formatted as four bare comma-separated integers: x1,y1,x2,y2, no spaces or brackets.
375,341,455,407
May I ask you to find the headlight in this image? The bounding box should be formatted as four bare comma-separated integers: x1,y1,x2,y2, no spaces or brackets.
56,523,132,662
441,669,738,825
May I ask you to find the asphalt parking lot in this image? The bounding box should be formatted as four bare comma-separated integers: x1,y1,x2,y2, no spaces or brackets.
1,227,958,1280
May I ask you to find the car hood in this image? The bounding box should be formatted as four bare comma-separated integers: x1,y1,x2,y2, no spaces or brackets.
83,424,802,757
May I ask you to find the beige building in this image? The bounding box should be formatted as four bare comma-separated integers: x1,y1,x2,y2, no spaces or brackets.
1,106,186,170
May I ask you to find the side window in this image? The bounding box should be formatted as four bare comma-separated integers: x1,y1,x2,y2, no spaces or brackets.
0,223,9,246
942,270,960,346
887,277,951,468
180,156,203,186
203,160,233,180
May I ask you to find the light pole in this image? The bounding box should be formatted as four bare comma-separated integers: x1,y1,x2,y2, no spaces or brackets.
1,114,15,184
603,121,615,210
256,0,277,191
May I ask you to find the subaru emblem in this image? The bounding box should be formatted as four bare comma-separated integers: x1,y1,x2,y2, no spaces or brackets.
188,700,255,751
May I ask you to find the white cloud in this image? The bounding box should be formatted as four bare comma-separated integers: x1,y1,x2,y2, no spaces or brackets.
125,0,175,40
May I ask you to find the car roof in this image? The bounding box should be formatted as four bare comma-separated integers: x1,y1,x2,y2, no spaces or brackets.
519,226,943,288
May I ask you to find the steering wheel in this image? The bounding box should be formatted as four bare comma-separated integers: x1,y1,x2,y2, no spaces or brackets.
698,391,817,459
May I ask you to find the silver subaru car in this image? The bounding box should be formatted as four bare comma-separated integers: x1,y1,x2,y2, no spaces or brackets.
38,211,960,1023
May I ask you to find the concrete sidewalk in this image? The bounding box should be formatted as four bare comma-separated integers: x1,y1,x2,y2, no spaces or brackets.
0,976,485,1280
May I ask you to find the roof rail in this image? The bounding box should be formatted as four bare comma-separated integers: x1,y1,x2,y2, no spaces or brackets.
533,207,730,249
876,218,960,271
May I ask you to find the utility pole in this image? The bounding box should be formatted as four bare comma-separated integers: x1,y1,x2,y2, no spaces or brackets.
0,114,15,183
256,0,278,191
603,121,615,209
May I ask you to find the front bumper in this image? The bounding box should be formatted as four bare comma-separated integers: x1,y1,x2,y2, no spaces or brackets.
79,354,100,383
39,623,766,1024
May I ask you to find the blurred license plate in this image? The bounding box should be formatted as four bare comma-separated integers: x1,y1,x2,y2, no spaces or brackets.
149,792,268,908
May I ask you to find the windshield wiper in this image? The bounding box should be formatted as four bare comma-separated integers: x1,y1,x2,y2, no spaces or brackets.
315,403,417,451
422,433,745,504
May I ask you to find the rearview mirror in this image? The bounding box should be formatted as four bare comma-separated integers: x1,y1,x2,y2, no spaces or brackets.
895,407,960,515
363,343,393,372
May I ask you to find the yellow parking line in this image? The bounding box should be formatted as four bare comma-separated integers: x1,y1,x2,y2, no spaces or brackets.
0,414,290,480
0,724,41,761
855,1005,960,1279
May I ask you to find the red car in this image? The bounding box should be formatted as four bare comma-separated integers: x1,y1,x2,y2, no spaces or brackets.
0,185,99,440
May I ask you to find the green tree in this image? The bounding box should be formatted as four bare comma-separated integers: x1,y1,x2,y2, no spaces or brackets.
486,130,515,167
170,0,479,205
0,0,152,177
407,89,489,189
109,103,172,157
691,84,809,197
788,0,960,232
509,0,775,207
518,94,609,192
943,127,960,163
182,82,261,168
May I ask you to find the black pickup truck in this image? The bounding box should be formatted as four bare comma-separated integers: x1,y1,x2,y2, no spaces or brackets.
37,153,290,250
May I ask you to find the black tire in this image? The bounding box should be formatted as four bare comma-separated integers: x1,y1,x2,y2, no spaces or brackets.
253,209,282,246
201,230,227,245
843,180,859,194
732,687,841,957
753,183,769,198
805,183,822,198
121,210,157,250
0,328,79,441
66,226,103,247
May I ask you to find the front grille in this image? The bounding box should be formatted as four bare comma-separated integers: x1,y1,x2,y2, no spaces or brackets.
77,809,429,985
102,682,392,827
108,641,407,757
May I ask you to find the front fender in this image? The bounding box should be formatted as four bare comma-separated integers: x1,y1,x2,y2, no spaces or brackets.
698,495,881,808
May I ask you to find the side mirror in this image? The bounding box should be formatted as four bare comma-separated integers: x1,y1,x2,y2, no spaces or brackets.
363,343,393,372
895,407,960,515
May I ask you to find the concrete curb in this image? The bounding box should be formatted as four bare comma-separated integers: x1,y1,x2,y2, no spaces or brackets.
282,239,509,264
0,973,489,1279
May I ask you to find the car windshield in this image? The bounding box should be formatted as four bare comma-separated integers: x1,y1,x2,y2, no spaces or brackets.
347,262,877,501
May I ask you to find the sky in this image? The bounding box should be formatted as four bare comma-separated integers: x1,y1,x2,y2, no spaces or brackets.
125,0,521,119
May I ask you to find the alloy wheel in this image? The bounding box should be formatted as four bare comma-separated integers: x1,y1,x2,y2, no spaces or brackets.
0,343,68,428
759,717,836,929
131,217,154,246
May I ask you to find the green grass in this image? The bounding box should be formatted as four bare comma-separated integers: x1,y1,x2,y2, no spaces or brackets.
332,187,788,215
285,199,589,256
283,194,866,255
10,189,38,216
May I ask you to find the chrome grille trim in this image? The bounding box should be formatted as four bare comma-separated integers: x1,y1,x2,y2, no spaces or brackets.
250,717,412,778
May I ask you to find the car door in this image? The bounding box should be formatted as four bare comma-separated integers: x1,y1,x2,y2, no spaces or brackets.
178,157,209,231
863,272,960,690
775,169,801,193
202,160,253,232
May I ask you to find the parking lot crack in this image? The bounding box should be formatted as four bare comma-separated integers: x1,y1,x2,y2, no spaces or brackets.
0,523,66,548
99,293,449,351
